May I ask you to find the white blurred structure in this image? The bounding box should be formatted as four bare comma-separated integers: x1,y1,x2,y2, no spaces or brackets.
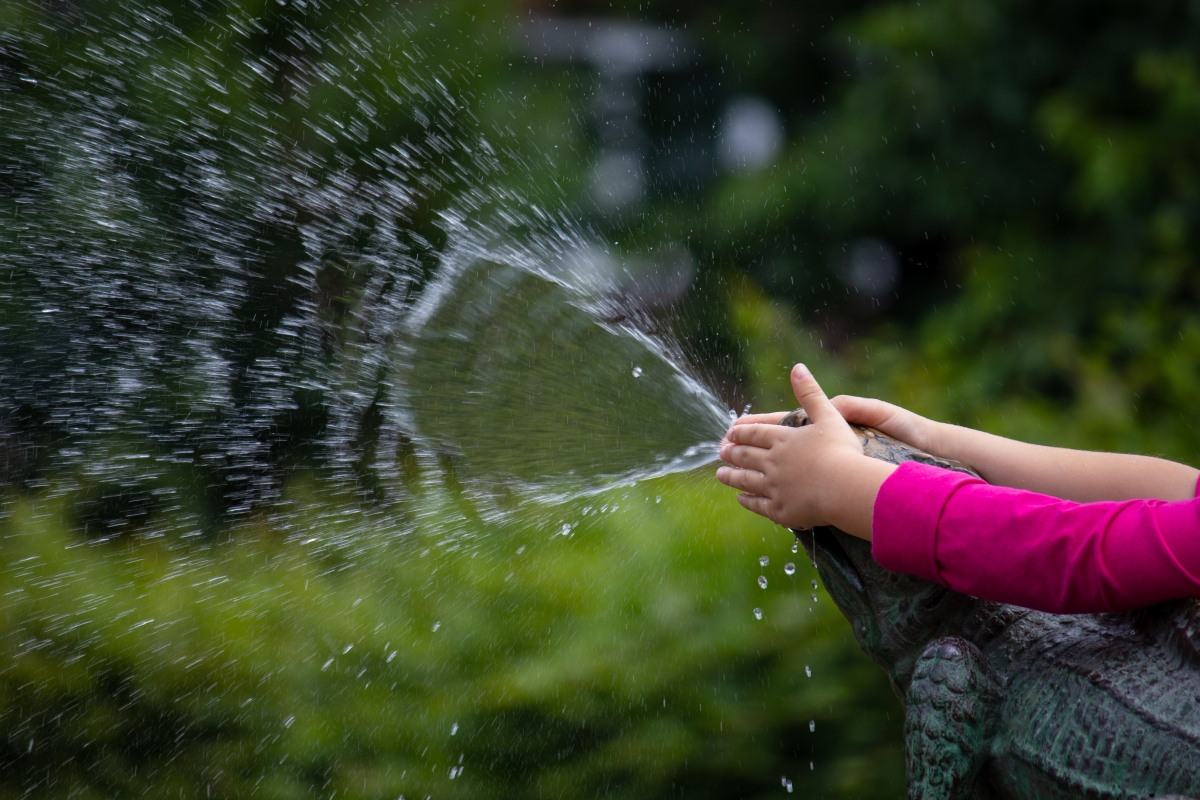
835,237,900,309
521,18,693,210
718,95,784,173
591,149,646,210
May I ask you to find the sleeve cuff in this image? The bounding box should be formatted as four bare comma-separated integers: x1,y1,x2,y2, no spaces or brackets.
871,461,982,583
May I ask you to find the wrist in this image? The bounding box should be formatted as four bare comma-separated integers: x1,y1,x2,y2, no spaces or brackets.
821,453,897,539
924,419,958,460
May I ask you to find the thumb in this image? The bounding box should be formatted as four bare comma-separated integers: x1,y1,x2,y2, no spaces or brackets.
791,363,841,426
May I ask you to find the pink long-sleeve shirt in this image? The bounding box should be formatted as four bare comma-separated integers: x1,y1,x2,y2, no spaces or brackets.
871,461,1200,614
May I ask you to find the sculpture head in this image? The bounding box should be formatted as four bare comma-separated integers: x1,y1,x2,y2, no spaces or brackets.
781,411,984,692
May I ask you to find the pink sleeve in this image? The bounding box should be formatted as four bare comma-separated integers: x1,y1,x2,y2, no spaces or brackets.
871,461,1200,613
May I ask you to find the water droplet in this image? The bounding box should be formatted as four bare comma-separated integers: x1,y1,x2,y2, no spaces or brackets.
784,562,795,576
805,665,811,677
811,579,818,589
451,723,458,735
753,607,763,620
791,539,799,554
759,555,769,566
781,775,788,787
786,779,793,793
655,495,662,504
631,366,643,378
809,761,814,771
284,716,295,728
432,621,441,632
811,594,818,602
758,575,768,589
809,719,816,733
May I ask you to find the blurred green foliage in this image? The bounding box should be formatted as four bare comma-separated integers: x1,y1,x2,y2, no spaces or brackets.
3,0,1200,797
0,473,901,798
652,0,1200,465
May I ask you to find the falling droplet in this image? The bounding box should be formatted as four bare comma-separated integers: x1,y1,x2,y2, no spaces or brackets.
811,579,818,589
451,723,458,736
791,539,799,554
753,607,763,620
632,366,643,378
432,621,441,632
758,575,768,589
809,719,816,733
805,665,811,677
811,594,818,602
759,555,769,566
784,562,796,576
781,776,788,787
655,495,662,504
809,761,814,771
786,779,794,793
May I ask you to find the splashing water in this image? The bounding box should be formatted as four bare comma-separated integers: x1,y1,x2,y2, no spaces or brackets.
399,235,729,509
0,3,811,797
0,1,729,532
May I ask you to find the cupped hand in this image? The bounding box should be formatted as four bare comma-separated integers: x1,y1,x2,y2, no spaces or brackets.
830,394,939,455
716,364,892,535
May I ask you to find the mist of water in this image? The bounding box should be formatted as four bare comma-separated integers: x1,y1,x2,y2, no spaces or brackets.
0,1,729,538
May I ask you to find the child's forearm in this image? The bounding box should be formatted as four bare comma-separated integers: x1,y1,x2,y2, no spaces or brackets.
931,423,1200,502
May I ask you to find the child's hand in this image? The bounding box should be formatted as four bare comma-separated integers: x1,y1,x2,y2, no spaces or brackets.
716,365,895,538
829,394,939,454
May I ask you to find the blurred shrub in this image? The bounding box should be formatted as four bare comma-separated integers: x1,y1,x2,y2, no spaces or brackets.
0,471,903,799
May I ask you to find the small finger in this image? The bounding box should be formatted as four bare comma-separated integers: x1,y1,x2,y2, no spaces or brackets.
729,411,788,428
721,444,769,472
736,492,772,518
716,466,766,495
724,423,785,448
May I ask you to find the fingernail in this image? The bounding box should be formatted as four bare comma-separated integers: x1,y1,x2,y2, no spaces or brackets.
794,362,811,380
716,466,728,479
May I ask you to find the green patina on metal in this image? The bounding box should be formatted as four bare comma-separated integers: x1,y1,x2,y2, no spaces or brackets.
782,410,1200,800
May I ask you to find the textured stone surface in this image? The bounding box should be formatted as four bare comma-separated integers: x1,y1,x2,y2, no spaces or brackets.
781,410,1200,799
